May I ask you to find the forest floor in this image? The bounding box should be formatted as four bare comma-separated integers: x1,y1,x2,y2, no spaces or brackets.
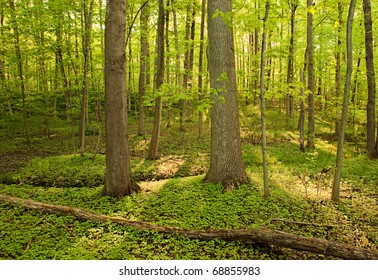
0,106,377,260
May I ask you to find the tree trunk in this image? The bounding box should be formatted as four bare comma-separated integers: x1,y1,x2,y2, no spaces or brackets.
332,0,356,202
307,0,315,149
1,194,377,260
260,1,270,197
172,0,183,127
198,0,206,138
299,67,306,152
8,0,29,145
335,2,342,138
205,0,249,191
79,0,94,155
286,1,297,129
147,0,165,160
138,2,150,136
180,2,194,130
363,0,377,159
102,0,140,198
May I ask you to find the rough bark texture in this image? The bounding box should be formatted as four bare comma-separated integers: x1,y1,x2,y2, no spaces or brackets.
102,0,140,198
363,0,377,159
1,194,377,260
205,0,249,190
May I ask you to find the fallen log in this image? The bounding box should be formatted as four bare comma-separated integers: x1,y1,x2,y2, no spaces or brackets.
1,194,377,260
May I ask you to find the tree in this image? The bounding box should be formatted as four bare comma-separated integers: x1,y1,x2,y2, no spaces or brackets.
260,0,270,197
102,0,140,198
197,0,206,138
286,0,297,129
8,0,29,145
334,2,343,138
138,1,150,136
363,0,376,159
307,0,315,149
147,0,165,160
205,0,249,190
332,0,356,202
79,0,94,155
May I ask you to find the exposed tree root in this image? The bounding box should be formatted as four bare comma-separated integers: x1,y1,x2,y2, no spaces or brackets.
1,194,377,260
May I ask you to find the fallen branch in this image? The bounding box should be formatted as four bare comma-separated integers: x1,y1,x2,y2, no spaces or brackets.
1,194,377,260
271,218,336,228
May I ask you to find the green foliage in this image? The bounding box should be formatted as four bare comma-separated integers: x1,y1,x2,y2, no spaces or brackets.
1,170,376,260
8,154,106,188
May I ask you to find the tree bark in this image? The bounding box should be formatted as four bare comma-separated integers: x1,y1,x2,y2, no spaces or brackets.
286,1,297,129
205,0,249,190
147,0,165,160
1,194,377,260
363,0,377,159
79,0,94,155
8,0,29,145
102,0,140,198
138,2,150,136
307,0,315,149
335,2,342,138
332,0,356,202
260,0,270,197
198,0,206,138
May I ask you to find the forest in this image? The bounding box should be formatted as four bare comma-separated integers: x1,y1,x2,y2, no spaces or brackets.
0,0,377,260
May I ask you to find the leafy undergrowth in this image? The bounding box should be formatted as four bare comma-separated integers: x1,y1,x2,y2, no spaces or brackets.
0,110,377,260
0,174,377,260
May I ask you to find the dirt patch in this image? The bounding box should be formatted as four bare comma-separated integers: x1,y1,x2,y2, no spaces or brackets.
156,155,186,178
139,179,170,195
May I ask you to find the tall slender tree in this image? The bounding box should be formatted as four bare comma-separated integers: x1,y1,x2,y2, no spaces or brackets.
332,0,356,202
138,2,150,136
197,0,206,138
363,0,377,159
335,2,343,138
286,0,297,129
102,0,140,198
205,0,249,190
260,0,270,197
79,0,94,155
147,0,165,160
307,0,315,149
8,0,29,144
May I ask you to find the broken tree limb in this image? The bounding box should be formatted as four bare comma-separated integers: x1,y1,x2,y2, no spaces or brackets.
1,194,377,260
271,218,336,228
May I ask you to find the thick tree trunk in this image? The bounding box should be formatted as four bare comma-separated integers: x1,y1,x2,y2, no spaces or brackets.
363,0,377,159
205,0,249,190
1,194,377,260
332,0,356,202
102,0,140,198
